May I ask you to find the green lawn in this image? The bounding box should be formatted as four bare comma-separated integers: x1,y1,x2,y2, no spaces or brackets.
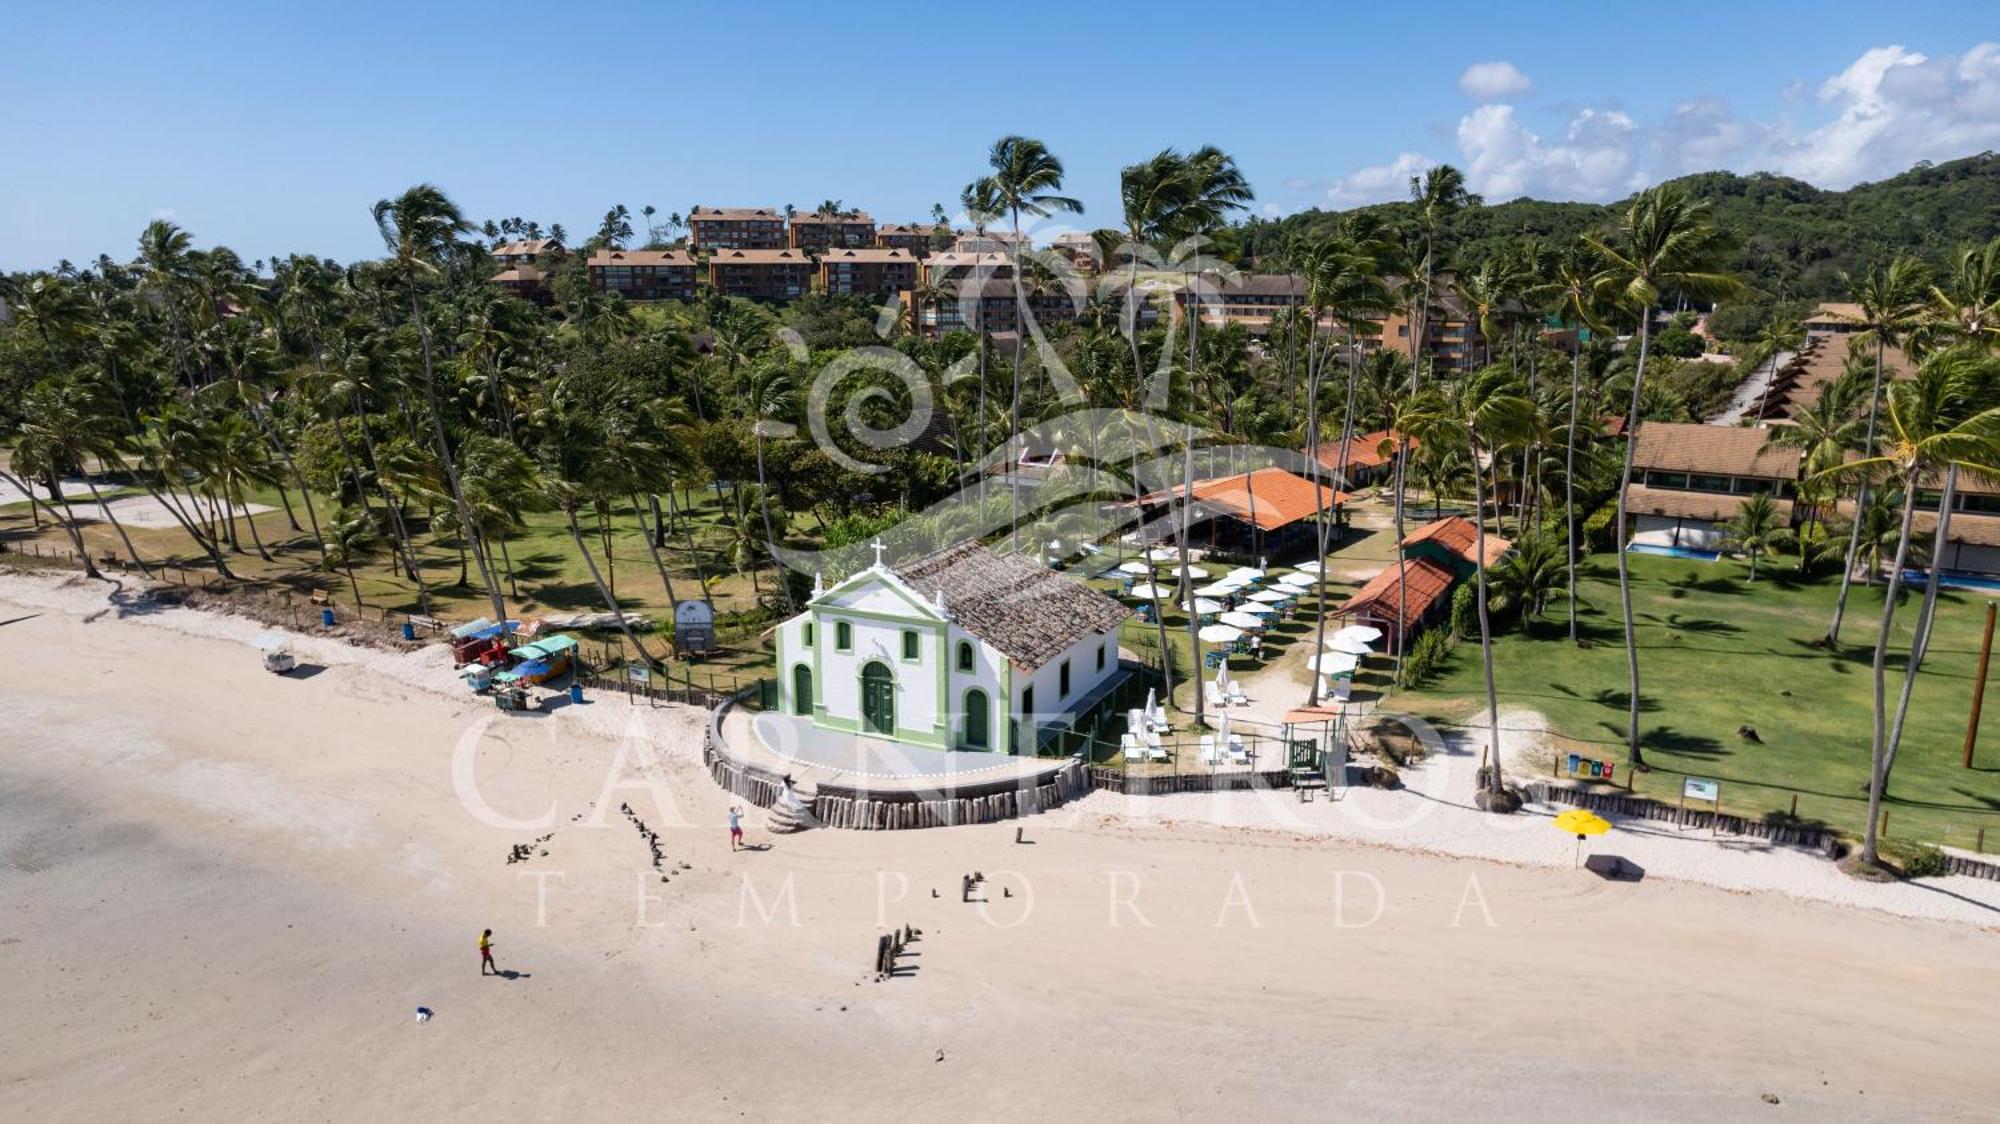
1402,551,2000,851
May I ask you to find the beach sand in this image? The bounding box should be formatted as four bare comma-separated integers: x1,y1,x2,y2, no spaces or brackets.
4,571,1999,1119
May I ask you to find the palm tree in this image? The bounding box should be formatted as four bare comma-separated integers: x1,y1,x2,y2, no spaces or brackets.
1409,366,1538,805
372,183,506,624
1720,492,1782,580
1487,534,1565,629
958,176,1005,504
324,505,378,609
1813,348,2000,868
746,360,798,612
1407,166,1474,388
1827,257,1930,643
1551,245,1608,643
1586,185,1741,767
983,136,1082,552
1919,237,2000,351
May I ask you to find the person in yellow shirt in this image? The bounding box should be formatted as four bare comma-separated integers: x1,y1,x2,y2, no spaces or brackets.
479,929,496,976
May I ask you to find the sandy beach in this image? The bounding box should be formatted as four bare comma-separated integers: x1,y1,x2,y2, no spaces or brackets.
4,570,1999,1120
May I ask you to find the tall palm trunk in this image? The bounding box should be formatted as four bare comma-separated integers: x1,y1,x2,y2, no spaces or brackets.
82,477,152,578
565,507,662,671
1391,446,1411,680
140,474,236,578
1566,343,1583,643
1829,336,1890,640
1130,438,1177,707
1883,467,1957,785
408,289,506,626
237,481,274,562
1612,306,1655,767
1178,275,1203,727
1313,334,1362,696
753,432,795,612
3,469,102,579
1863,467,1923,867
1470,430,1504,797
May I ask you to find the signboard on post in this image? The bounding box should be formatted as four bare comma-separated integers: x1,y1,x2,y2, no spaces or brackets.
1683,777,1719,803
674,600,716,656
626,665,651,684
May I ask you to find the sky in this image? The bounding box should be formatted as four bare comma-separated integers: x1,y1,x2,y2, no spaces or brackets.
4,1,1998,270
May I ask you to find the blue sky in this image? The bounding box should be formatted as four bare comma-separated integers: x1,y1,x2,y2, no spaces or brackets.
4,1,1997,269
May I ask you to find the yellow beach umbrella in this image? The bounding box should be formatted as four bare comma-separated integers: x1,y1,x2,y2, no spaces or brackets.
1553,808,1611,866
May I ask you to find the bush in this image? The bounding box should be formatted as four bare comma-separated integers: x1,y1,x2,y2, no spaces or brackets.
1582,499,1621,552
1401,628,1451,688
1449,582,1477,639
1882,840,1949,879
1653,326,1705,358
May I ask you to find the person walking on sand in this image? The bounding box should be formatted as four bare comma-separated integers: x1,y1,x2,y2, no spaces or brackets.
728,806,744,851
479,928,496,976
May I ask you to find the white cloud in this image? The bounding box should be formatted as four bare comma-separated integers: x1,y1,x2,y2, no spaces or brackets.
1296,41,2000,208
1458,61,1533,101
1775,42,2000,185
1455,104,1644,201
1319,152,1436,207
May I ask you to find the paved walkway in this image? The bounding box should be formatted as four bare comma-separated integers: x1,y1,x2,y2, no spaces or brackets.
1710,350,1791,424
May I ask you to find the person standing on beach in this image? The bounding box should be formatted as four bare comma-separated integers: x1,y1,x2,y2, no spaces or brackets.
479,929,496,976
727,806,743,851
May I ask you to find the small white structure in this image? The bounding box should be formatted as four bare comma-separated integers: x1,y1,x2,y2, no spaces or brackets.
773,540,1132,753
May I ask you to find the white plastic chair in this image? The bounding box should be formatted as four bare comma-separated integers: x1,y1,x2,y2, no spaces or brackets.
1198,735,1221,765
1227,682,1248,706
1147,741,1170,763
1205,681,1225,709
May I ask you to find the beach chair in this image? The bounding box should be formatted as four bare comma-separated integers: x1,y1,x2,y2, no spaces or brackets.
1146,741,1170,763
1198,735,1222,765
1227,681,1248,706
1333,680,1352,704
1226,739,1251,767
1149,711,1171,735
1205,681,1226,709
1120,732,1143,761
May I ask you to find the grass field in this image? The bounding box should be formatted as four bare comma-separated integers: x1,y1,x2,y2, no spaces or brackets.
1401,550,2000,851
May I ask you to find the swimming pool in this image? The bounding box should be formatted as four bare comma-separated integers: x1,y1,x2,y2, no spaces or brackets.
1899,569,2000,593
1626,543,1722,562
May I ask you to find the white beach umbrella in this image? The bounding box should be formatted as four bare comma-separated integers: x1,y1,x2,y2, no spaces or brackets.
1293,559,1324,574
1180,597,1224,615
1129,582,1171,599
1237,602,1278,616
1334,624,1383,643
1178,564,1211,579
1195,580,1244,597
1220,611,1265,630
1116,560,1153,575
1198,623,1244,644
1227,566,1266,581
1325,634,1373,655
1146,547,1180,562
1248,589,1291,604
1306,651,1359,675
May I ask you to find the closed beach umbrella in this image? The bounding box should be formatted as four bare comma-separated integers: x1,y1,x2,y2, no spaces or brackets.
1130,582,1171,599
1117,560,1153,575
1220,611,1264,630
1198,623,1243,644
1180,597,1223,615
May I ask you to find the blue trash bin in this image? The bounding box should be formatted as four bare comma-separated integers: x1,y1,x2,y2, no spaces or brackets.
320,608,335,628
569,683,584,705
401,621,416,641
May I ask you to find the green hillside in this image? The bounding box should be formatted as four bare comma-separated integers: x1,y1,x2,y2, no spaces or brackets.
1240,151,2000,301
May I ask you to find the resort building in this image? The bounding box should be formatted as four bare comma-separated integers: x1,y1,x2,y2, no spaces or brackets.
789,211,876,251
490,264,553,306
1623,422,1800,551
1376,301,1479,374
1307,429,1417,489
587,249,698,302
819,247,919,298
491,238,555,266
1334,516,1511,648
914,278,1077,338
1803,302,1866,335
876,223,945,257
707,248,814,302
1047,231,1104,274
950,229,1029,254
687,206,787,251
1131,466,1346,558
1172,273,1321,335
772,540,1132,754
922,251,1015,285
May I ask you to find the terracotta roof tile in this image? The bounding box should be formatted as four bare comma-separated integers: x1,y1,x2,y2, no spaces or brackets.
1630,422,1801,479
892,542,1129,671
1400,516,1510,567
1337,558,1457,630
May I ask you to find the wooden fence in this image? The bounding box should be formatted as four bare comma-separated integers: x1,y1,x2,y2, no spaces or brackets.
1530,781,2000,881
1088,767,1293,795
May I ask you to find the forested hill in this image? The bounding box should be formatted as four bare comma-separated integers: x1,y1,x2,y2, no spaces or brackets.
1238,151,2000,301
